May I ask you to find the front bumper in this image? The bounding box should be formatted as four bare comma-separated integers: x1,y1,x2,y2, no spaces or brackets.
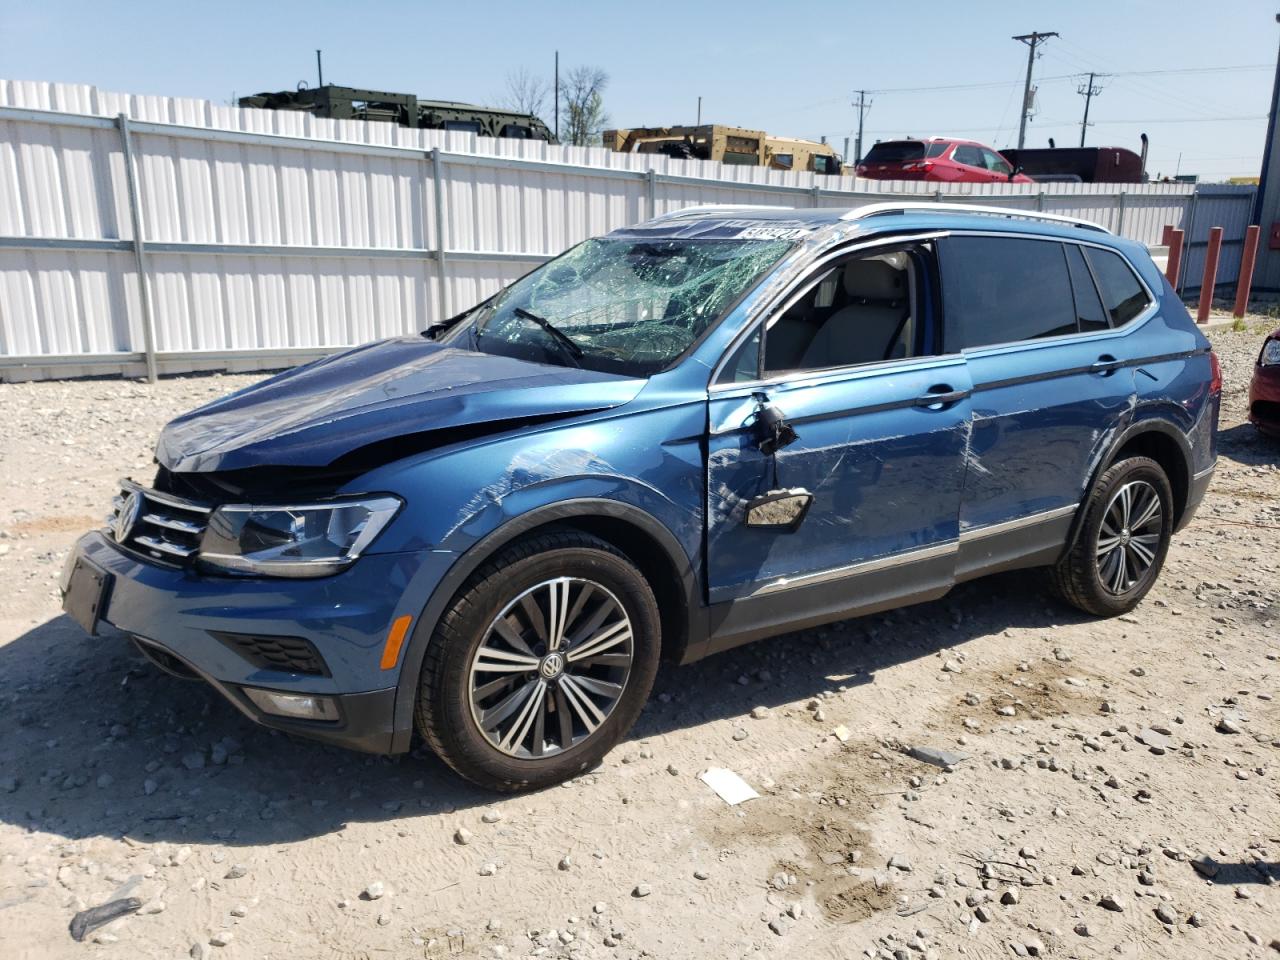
63,531,453,754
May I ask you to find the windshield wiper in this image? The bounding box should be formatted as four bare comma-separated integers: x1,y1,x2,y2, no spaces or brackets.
512,307,584,365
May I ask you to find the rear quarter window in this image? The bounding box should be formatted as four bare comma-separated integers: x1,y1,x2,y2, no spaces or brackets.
1083,247,1151,326
939,236,1077,351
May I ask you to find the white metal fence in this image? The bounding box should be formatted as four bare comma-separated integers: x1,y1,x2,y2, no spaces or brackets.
0,80,1258,381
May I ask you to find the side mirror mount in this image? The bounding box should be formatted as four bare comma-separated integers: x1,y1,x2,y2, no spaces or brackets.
752,398,798,455
1008,164,1023,181
744,488,813,532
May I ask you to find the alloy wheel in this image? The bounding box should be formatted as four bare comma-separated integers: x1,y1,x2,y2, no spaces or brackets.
1095,480,1163,595
467,577,633,759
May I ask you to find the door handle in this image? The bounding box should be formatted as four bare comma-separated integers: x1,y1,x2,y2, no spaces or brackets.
914,385,970,408
1090,354,1124,375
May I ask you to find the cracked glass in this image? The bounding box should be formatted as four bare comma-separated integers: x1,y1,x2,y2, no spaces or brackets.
451,237,792,376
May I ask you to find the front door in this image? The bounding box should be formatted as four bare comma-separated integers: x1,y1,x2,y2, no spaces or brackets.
704,242,972,644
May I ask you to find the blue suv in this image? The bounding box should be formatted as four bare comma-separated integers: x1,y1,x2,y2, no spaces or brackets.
61,203,1220,791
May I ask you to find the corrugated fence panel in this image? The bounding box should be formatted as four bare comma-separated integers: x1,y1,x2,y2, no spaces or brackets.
0,79,1260,379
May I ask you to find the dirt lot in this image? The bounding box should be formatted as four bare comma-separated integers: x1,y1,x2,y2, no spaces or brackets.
0,323,1277,960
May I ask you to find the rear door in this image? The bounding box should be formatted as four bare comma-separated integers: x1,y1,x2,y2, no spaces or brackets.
937,233,1147,577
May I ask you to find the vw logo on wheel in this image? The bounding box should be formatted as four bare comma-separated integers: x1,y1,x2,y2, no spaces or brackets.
539,652,565,680
112,491,142,543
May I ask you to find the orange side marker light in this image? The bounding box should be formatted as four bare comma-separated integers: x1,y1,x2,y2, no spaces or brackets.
380,615,413,670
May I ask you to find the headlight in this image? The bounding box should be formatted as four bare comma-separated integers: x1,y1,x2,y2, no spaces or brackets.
1262,338,1280,366
198,496,401,577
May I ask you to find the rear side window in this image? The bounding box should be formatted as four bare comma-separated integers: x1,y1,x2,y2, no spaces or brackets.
864,141,924,164
1065,244,1109,332
939,236,1077,351
926,141,949,158
1083,247,1151,326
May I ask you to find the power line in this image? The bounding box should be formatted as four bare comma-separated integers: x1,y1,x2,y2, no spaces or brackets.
1013,31,1058,148
852,90,872,164
1077,71,1109,146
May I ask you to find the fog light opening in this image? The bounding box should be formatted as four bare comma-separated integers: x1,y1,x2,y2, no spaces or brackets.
243,687,338,721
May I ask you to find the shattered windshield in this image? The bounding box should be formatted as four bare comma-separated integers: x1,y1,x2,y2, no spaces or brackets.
446,237,793,376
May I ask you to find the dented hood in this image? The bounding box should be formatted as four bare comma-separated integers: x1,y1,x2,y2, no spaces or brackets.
156,337,645,473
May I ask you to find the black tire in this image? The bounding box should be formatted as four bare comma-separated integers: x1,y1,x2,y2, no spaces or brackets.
1050,455,1173,617
415,531,660,792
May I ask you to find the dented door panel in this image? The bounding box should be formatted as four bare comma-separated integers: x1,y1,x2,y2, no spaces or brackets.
705,357,972,603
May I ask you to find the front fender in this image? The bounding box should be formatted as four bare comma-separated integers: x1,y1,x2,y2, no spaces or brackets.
383,492,702,752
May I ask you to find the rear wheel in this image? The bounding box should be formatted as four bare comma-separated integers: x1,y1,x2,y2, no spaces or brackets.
1050,456,1173,617
415,532,660,791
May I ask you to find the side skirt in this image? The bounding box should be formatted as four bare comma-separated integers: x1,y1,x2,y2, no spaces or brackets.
696,505,1078,662
955,505,1077,583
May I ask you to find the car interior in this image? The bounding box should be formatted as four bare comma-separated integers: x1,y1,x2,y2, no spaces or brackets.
764,251,920,373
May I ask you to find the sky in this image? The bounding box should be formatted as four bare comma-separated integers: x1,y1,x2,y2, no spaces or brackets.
2,0,1276,181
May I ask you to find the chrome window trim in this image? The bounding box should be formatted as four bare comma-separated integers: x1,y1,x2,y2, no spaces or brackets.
707,231,947,390
938,231,1160,360
745,539,958,599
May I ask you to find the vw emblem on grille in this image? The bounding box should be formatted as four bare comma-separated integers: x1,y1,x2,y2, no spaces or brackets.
112,491,143,543
539,652,565,680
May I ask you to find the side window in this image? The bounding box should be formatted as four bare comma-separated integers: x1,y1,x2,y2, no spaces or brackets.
939,237,1077,351
1065,244,1110,332
1083,247,1151,326
926,141,950,158
761,248,925,375
982,149,1013,175
953,145,984,167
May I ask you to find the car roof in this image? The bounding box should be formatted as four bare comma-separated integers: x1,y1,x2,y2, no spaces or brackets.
608,202,1119,246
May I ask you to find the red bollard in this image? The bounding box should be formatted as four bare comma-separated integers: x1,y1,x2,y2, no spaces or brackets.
1196,226,1223,325
1233,224,1261,319
1166,229,1184,288
1161,223,1174,245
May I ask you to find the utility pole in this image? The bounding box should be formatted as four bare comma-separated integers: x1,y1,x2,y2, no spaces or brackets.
1076,71,1107,147
316,50,324,88
696,96,702,125
1013,31,1058,149
852,90,872,165
554,51,560,142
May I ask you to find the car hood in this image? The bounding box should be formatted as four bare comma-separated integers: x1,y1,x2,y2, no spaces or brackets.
156,337,646,473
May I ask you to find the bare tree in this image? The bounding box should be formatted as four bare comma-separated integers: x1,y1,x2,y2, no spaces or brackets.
559,66,609,147
502,67,549,119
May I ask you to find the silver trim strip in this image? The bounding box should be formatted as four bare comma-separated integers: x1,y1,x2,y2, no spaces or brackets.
132,534,196,559
120,479,213,515
1192,461,1217,482
958,504,1078,543
746,539,958,598
841,201,1110,234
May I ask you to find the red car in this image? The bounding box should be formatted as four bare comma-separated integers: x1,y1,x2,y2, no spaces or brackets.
856,137,1035,184
1249,327,1280,437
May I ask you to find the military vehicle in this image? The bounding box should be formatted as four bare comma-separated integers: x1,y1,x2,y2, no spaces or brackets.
603,125,843,175
238,85,556,142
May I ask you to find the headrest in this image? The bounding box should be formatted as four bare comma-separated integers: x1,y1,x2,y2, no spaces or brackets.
842,258,905,301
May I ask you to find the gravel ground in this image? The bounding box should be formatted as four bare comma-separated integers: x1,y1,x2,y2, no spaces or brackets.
0,323,1277,960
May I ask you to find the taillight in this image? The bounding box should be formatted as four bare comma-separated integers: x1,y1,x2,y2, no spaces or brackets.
855,164,867,175
1208,350,1222,394
903,161,934,173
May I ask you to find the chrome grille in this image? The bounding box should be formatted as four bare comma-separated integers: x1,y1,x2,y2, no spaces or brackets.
108,479,211,564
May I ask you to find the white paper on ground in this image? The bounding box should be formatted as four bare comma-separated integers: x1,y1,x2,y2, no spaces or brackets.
699,767,759,805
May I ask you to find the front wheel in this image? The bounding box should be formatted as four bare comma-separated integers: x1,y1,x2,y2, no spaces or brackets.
1050,456,1173,617
415,532,660,791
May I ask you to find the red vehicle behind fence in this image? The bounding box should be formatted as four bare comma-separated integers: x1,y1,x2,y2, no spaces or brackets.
856,137,1034,184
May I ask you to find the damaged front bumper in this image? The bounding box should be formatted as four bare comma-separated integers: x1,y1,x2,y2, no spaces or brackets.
62,530,453,754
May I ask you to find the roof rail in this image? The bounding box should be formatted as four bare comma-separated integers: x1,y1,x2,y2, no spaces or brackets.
840,201,1110,234
650,203,794,222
